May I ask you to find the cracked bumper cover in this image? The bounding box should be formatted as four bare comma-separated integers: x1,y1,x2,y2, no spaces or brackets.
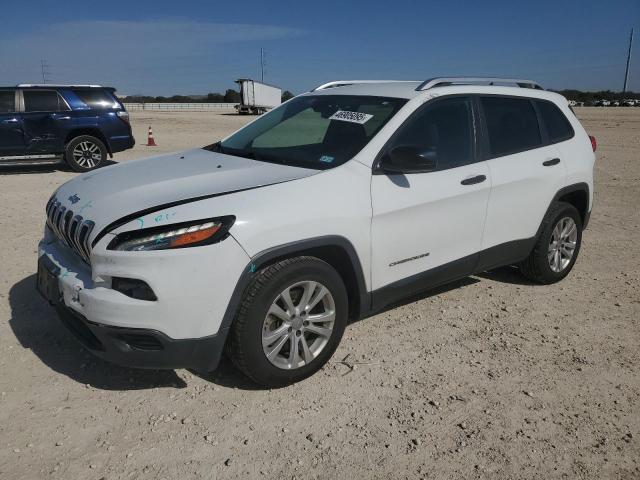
37,227,250,371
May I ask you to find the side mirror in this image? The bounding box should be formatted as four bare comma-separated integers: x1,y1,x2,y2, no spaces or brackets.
381,145,437,174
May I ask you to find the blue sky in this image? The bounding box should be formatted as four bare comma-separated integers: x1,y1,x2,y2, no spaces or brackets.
1,0,638,95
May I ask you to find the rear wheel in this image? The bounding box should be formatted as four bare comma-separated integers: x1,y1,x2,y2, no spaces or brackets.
519,202,582,284
227,256,348,387
65,135,107,172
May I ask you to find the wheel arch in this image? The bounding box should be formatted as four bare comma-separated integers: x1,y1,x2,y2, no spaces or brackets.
552,183,590,229
220,236,370,335
65,129,112,156
530,182,590,250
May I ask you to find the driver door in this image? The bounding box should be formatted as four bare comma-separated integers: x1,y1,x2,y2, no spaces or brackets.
370,96,491,298
20,89,70,154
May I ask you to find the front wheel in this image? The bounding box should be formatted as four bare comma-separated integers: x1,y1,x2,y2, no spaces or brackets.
65,135,107,172
227,256,348,387
519,202,583,284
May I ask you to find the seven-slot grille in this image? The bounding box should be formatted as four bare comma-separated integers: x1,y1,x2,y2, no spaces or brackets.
46,197,95,263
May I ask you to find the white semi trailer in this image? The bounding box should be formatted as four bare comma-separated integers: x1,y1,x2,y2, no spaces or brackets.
235,79,281,115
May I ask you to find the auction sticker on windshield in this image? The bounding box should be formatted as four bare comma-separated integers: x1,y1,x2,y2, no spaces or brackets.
329,110,373,124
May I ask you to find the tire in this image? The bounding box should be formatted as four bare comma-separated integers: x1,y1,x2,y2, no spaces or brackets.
519,201,583,284
65,135,107,172
227,256,348,387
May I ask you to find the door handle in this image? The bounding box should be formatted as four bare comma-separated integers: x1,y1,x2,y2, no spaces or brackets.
543,158,561,167
2,118,19,124
51,115,71,121
460,174,487,186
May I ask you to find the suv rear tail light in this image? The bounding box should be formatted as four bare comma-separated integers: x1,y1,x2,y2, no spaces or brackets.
116,110,130,125
589,135,597,152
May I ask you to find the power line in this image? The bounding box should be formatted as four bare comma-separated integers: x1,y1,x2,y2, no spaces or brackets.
41,59,52,84
260,48,266,83
623,28,633,93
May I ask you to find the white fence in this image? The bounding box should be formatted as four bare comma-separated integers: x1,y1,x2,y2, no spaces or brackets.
123,103,238,111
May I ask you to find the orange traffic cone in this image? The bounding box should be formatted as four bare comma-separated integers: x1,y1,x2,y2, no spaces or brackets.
146,126,157,146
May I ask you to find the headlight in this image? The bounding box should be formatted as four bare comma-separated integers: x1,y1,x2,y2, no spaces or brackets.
107,216,235,252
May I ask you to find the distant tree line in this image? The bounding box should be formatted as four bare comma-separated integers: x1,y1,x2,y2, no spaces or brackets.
555,90,640,102
121,89,637,104
121,89,295,103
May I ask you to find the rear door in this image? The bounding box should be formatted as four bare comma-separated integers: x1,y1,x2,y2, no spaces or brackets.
478,95,567,250
0,89,25,155
20,89,72,154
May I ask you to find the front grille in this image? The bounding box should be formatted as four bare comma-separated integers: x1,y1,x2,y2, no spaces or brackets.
46,197,95,263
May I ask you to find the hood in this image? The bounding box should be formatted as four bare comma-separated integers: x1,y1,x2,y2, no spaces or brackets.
51,148,319,238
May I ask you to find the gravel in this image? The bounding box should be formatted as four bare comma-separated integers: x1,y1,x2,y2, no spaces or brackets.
0,108,638,479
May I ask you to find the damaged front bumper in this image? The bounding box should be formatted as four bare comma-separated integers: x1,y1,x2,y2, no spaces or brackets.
36,227,249,372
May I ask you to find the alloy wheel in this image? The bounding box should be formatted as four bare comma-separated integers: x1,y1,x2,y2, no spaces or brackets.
72,141,102,168
262,280,335,370
548,216,577,273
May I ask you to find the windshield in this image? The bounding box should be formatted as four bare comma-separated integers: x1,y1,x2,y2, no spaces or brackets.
216,95,407,169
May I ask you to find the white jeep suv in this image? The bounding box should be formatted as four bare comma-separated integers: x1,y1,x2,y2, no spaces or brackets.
38,77,596,387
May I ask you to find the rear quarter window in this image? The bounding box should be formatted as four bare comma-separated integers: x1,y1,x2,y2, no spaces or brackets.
73,89,119,109
480,96,541,157
535,100,574,143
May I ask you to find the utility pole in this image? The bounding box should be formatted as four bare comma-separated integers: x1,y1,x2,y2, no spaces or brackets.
623,28,633,93
260,48,266,83
41,59,51,84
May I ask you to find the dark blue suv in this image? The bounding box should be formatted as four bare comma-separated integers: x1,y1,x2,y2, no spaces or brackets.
0,84,134,171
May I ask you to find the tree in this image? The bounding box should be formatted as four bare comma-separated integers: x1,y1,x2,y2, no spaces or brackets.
169,95,192,102
282,90,295,102
207,92,225,102
224,89,241,103
555,89,640,103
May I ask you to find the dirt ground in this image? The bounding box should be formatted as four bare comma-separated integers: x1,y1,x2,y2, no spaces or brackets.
0,108,638,480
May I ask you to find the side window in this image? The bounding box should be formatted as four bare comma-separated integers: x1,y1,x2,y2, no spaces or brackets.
0,90,15,113
481,96,541,157
72,89,118,109
535,100,574,143
23,90,69,112
388,97,474,170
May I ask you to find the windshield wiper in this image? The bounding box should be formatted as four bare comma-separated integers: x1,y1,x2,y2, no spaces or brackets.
216,144,256,160
214,144,314,168
234,149,255,160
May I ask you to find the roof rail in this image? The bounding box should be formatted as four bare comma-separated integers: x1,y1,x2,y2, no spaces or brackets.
312,80,417,91
16,83,104,88
415,77,543,91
